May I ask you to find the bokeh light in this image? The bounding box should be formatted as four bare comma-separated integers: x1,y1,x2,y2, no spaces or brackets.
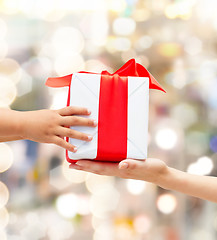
0,207,9,229
157,194,177,215
93,223,113,240
0,229,7,240
0,143,14,173
135,35,153,51
85,174,115,194
184,37,202,56
85,59,110,73
49,89,68,110
0,40,8,60
155,128,178,150
113,17,136,36
62,161,87,184
108,0,127,13
16,70,33,97
89,180,120,218
164,2,193,20
0,58,22,84
126,179,147,195
54,54,85,76
0,18,7,39
56,193,79,219
157,43,182,58
52,27,84,56
187,156,214,176
133,214,151,234
0,77,17,107
0,181,9,208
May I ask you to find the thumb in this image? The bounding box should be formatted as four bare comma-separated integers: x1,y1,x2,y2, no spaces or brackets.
119,160,129,170
119,159,146,170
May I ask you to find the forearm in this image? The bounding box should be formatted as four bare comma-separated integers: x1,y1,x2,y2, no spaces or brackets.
0,135,24,142
159,167,217,203
0,109,24,137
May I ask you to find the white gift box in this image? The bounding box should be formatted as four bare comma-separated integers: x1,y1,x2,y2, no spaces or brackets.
67,73,149,161
45,59,165,162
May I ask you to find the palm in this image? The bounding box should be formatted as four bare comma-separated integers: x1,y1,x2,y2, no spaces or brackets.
70,158,168,184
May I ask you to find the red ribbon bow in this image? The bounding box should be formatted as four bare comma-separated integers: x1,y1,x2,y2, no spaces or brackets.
46,58,165,93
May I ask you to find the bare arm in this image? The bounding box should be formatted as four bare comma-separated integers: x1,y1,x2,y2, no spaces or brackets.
160,167,217,203
0,135,23,142
70,158,217,203
0,108,24,140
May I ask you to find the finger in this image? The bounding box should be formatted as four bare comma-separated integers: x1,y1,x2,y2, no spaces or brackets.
52,136,77,152
57,106,91,116
61,116,97,127
69,163,83,170
57,127,93,141
70,160,119,175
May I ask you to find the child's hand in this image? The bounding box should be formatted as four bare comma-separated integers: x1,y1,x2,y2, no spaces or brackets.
20,106,97,151
69,158,168,184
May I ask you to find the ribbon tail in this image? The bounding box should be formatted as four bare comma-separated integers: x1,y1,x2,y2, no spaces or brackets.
45,74,72,87
136,63,166,93
148,71,166,93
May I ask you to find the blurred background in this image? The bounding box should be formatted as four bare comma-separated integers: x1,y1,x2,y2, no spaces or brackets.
0,0,217,239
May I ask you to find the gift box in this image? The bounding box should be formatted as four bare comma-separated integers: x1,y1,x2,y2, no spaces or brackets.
46,59,165,163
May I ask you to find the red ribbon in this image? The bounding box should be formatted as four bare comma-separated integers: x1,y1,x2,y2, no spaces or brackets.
95,74,128,161
46,59,165,162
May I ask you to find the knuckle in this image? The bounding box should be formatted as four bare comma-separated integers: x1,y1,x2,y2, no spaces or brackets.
72,117,79,124
51,112,60,123
81,134,88,141
68,129,75,137
46,125,54,135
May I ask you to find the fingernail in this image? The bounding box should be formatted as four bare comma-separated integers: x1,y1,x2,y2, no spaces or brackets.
87,109,91,114
87,135,93,141
119,162,129,169
93,120,98,126
75,161,84,166
73,147,77,152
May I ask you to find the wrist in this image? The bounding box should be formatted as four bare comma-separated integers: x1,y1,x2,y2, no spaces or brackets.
156,166,174,189
15,111,27,139
157,167,187,191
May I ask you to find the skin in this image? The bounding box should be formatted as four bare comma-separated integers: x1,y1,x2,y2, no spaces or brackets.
70,158,217,203
0,106,97,151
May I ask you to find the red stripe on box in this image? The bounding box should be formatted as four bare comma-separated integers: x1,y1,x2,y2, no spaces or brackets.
95,74,128,161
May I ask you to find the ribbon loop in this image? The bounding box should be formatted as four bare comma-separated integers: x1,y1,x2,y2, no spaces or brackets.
45,59,165,92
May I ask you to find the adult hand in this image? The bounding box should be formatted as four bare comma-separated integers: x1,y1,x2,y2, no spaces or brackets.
69,158,168,184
